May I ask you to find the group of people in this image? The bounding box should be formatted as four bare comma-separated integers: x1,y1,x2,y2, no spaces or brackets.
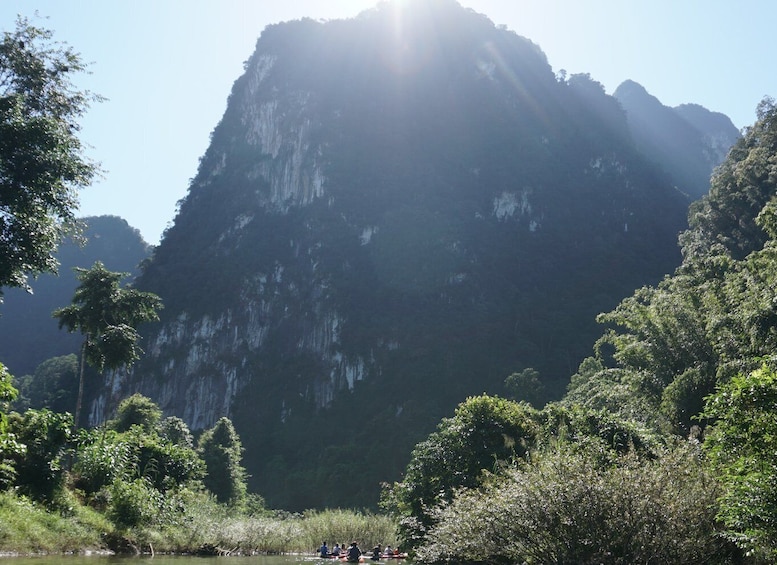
318,541,362,562
318,541,401,562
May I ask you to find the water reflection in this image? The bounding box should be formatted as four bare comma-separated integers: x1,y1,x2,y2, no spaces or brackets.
0,555,334,565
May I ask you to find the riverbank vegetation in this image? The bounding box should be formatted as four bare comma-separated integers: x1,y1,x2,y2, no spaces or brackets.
0,487,395,555
0,387,396,555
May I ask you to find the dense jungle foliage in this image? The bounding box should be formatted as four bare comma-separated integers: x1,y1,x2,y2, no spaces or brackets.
0,385,397,555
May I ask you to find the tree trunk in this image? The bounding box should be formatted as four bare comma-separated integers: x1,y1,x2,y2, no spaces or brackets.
74,339,87,431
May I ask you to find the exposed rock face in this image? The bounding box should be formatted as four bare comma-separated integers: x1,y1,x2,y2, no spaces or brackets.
100,0,702,509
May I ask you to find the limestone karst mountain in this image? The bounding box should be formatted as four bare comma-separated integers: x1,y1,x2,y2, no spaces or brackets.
89,0,730,508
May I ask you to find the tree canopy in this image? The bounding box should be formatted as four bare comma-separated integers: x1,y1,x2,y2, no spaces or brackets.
0,17,100,295
565,98,777,436
702,365,777,559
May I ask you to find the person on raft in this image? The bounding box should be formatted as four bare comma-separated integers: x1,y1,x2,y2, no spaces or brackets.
319,541,330,557
346,541,362,562
371,545,382,560
332,543,342,557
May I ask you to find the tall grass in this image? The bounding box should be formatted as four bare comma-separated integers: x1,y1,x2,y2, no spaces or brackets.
0,484,398,556
300,509,398,553
0,490,109,554
118,497,397,555
142,506,397,555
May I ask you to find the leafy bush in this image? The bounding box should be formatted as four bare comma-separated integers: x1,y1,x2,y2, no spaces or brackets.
108,478,165,528
73,429,133,494
417,441,736,565
703,365,777,560
109,393,162,433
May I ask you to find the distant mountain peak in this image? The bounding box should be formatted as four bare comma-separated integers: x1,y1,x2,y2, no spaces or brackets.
614,80,739,199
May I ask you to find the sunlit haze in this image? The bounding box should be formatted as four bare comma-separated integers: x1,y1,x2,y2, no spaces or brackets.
1,0,774,245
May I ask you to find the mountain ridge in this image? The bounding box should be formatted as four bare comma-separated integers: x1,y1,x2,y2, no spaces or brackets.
614,79,740,199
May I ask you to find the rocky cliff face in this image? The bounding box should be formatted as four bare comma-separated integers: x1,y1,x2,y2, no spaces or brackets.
99,0,699,509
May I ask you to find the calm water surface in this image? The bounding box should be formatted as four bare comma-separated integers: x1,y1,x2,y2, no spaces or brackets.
0,556,332,565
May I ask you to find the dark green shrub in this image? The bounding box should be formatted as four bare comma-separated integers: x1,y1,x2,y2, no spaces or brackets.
382,395,540,546
108,393,162,433
108,477,164,528
198,417,247,505
417,441,736,565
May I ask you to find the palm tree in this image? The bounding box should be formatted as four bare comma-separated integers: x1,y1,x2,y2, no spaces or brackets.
53,261,162,429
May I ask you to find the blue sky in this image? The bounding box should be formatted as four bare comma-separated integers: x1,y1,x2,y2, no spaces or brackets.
1,0,774,245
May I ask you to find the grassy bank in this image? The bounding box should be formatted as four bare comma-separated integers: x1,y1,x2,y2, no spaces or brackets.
0,491,109,554
0,490,397,555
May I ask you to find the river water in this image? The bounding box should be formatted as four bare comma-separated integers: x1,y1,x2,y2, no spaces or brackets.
0,556,334,565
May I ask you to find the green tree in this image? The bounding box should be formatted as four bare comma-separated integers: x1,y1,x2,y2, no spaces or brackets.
562,99,777,435
108,393,162,434
53,261,162,429
13,354,78,413
6,408,72,502
160,415,194,448
504,367,544,407
198,417,247,506
702,365,777,560
0,17,100,295
0,361,17,430
681,97,777,261
0,361,22,488
382,395,540,547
